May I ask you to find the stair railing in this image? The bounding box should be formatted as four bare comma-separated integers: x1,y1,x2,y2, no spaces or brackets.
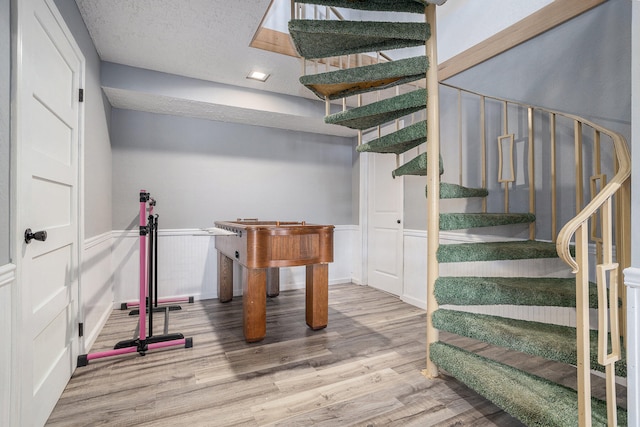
438,82,630,427
554,112,630,426
288,3,630,425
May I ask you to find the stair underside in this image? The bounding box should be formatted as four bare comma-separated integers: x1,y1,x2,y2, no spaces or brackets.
439,212,535,231
325,88,426,130
434,182,489,199
430,342,627,426
357,120,426,154
437,240,569,263
391,151,442,177
300,55,427,100
433,309,627,377
288,20,430,59
435,276,599,308
293,0,444,14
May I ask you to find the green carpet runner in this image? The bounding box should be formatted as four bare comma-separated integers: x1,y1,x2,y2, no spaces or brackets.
325,88,426,130
288,20,430,59
294,0,444,14
391,151,443,177
435,276,599,307
432,182,489,199
357,120,426,154
432,310,627,377
439,212,535,231
300,56,428,100
430,342,626,427
437,240,569,263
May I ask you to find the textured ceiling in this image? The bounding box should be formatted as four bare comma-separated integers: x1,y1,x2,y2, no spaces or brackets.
75,0,345,134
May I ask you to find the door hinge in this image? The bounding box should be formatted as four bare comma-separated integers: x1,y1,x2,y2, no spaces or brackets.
78,88,84,102
79,322,84,337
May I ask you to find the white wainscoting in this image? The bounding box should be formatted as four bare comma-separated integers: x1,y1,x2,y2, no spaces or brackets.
403,230,428,309
402,229,600,328
0,263,16,427
82,232,114,352
350,225,363,285
111,226,357,306
624,266,640,427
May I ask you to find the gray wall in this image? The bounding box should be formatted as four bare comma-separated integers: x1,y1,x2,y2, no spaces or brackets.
404,0,631,231
0,0,9,264
633,1,639,267
54,0,112,238
447,0,631,140
111,109,354,230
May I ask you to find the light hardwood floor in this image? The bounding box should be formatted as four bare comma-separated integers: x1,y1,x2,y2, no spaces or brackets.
48,283,607,426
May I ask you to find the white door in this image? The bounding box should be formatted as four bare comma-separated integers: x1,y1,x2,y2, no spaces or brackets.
366,131,404,296
14,0,83,424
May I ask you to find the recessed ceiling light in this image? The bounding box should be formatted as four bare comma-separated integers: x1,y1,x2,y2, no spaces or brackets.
247,70,270,82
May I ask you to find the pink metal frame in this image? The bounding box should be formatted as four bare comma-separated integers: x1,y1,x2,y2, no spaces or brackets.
77,190,192,367
120,199,193,310
120,297,193,309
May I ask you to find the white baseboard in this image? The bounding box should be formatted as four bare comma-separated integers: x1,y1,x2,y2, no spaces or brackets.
83,302,112,352
401,294,427,310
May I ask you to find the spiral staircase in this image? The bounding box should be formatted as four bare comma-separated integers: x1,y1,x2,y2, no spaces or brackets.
288,1,629,425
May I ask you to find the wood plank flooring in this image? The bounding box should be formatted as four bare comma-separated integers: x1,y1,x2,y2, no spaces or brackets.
47,283,612,426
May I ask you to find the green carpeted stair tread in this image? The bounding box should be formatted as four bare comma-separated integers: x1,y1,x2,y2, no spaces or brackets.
439,213,536,231
437,240,573,263
294,0,446,14
288,20,430,59
431,182,489,199
430,342,627,426
300,56,428,100
432,309,627,377
392,151,443,177
357,120,426,154
325,88,426,130
435,276,599,308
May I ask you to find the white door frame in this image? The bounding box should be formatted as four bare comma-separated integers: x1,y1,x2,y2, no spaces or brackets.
10,0,85,423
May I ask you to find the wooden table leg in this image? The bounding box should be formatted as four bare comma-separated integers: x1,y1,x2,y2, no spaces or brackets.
242,266,267,342
305,263,328,330
267,267,280,297
218,252,233,303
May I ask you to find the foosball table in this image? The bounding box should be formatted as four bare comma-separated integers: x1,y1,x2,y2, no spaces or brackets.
214,220,334,342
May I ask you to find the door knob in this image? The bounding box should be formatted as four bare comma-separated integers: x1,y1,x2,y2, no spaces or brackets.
397,219,401,224
25,228,47,244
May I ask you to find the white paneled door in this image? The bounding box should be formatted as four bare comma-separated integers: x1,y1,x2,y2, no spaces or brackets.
14,0,84,424
366,148,404,297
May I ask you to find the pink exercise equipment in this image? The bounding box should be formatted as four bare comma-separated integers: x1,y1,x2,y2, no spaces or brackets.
119,198,193,315
77,191,192,367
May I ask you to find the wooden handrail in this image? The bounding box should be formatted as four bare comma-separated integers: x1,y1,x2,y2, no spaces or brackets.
554,118,630,273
